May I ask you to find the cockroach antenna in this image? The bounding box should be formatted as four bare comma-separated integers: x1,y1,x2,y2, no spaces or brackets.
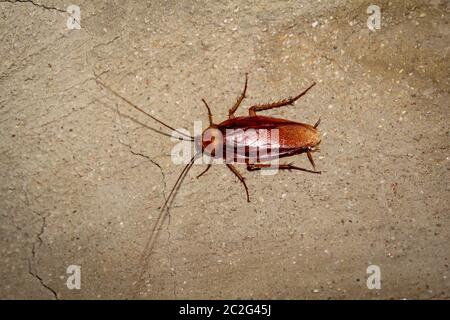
94,76,195,142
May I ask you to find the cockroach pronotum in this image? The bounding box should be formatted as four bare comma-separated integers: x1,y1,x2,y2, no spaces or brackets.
95,74,322,293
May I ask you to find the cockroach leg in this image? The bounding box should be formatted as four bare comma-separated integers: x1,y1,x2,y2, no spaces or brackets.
201,99,213,126
314,117,321,128
306,151,316,171
247,163,321,174
248,82,316,116
226,163,250,202
228,73,248,119
196,164,212,179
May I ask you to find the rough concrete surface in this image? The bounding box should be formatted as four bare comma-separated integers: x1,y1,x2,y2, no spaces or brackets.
0,0,449,299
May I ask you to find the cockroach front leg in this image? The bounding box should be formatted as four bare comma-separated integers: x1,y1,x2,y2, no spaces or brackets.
228,73,248,119
201,99,213,126
196,164,212,179
226,163,250,202
248,82,316,116
247,163,321,174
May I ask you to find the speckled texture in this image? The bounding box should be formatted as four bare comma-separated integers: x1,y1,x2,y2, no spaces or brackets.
0,0,448,299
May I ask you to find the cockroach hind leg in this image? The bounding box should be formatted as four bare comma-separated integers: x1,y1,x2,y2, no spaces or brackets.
248,82,316,116
306,151,316,171
247,162,321,174
314,117,321,128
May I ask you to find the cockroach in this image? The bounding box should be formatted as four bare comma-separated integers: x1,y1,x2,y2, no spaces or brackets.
95,74,322,293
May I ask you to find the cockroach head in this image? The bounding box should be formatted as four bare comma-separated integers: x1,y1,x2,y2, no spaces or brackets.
200,125,222,157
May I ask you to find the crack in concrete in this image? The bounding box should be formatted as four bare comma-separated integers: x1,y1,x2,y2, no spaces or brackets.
91,35,121,52
85,34,123,73
27,213,59,299
39,96,96,127
0,33,68,84
21,185,59,299
0,0,65,12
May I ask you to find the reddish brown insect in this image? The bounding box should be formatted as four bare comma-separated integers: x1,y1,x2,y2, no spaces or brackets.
197,74,321,203
95,74,322,292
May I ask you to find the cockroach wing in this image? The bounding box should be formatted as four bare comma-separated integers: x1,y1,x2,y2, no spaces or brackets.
218,115,320,162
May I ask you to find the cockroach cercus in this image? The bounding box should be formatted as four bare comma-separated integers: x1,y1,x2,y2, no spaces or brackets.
95,74,322,292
